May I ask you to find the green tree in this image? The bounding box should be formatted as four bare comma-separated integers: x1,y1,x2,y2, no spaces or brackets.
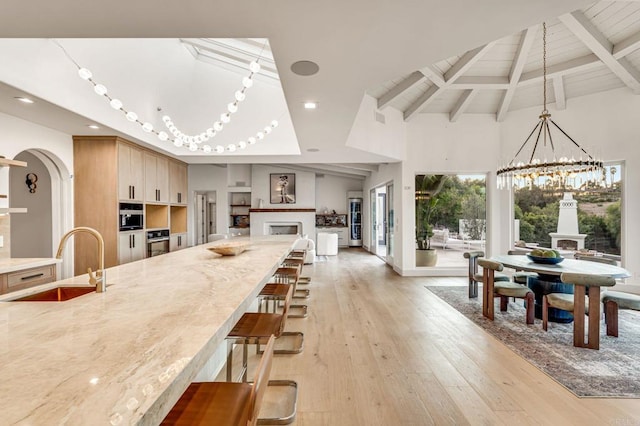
605,201,621,250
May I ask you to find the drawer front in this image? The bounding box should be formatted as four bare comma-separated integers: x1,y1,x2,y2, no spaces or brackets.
6,265,56,292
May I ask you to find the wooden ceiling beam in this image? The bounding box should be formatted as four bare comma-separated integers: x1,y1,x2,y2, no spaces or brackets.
519,54,601,85
497,26,537,122
553,75,566,110
449,90,477,122
405,42,494,121
613,30,640,59
559,11,640,94
377,71,425,110
451,76,509,89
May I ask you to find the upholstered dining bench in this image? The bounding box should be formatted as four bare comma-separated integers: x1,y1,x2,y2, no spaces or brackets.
602,291,640,337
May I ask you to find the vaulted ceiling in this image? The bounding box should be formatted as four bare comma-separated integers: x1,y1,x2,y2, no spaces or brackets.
369,1,640,123
0,0,621,180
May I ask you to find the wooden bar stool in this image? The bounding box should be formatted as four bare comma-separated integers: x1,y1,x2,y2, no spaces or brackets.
161,335,276,426
281,257,310,298
287,250,312,285
227,285,303,383
258,267,308,318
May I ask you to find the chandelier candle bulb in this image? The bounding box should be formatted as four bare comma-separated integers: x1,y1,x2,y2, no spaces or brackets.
78,68,92,80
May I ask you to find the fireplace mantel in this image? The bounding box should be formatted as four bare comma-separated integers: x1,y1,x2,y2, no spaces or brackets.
249,208,316,213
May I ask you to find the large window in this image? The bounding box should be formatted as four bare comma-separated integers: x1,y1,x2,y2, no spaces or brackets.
514,163,622,256
415,174,486,268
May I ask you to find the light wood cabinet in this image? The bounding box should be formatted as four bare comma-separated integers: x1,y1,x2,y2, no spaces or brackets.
118,230,145,264
170,233,187,251
74,136,189,274
118,142,144,201
169,160,188,204
0,264,56,294
145,153,169,203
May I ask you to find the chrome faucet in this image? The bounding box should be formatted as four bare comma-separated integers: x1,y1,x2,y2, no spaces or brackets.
56,226,106,293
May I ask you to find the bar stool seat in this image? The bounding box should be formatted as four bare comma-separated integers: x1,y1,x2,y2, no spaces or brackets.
259,267,308,318
161,335,276,426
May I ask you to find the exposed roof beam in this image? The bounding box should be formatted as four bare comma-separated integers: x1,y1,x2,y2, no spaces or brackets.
449,90,477,122
452,76,510,89
553,75,566,110
405,42,494,121
613,30,640,59
331,163,380,173
403,85,441,121
444,42,496,82
519,54,601,85
559,11,640,94
422,65,445,87
377,71,425,110
497,26,537,122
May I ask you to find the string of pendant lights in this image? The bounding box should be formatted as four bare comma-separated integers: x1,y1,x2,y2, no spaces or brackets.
55,40,278,154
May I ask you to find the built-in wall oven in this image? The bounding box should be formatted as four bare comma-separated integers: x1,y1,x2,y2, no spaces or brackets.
119,203,144,231
147,229,170,257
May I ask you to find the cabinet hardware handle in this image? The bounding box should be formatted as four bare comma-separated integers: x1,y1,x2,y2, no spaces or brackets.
129,234,132,248
129,185,132,199
133,234,135,247
21,273,44,280
132,186,135,199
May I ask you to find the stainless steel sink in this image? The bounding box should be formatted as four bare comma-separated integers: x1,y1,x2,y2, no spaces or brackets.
12,286,95,302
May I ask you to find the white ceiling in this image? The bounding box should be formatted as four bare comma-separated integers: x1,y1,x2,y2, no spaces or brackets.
0,0,602,178
369,1,640,123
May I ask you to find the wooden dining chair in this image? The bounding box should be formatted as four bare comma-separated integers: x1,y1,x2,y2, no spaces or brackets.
548,273,616,349
463,251,509,298
478,258,534,324
161,335,276,426
507,249,538,285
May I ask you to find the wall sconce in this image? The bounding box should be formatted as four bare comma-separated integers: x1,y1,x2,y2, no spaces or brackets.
25,173,38,193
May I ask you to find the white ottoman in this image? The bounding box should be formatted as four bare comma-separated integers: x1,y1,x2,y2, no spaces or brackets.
317,232,338,256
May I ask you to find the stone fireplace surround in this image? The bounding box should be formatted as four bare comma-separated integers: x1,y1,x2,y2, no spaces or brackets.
249,208,316,242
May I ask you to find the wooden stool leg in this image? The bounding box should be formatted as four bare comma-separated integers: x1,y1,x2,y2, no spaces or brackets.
605,300,619,337
525,292,534,325
542,295,549,331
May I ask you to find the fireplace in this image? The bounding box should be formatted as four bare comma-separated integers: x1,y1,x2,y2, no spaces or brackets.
267,222,302,235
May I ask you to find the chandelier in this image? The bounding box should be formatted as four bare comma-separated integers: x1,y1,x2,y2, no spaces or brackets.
497,22,604,190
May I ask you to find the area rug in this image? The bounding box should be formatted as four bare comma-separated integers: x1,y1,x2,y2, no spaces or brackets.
425,285,640,398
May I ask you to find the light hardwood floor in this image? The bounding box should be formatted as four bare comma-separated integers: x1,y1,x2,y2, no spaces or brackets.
251,248,640,425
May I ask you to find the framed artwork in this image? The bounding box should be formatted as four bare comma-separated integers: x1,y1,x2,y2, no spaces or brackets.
270,173,296,204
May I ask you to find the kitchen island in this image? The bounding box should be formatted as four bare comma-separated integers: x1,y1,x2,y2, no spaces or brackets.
0,236,296,425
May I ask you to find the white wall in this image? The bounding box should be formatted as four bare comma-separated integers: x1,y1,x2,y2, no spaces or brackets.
315,174,363,214
345,94,406,161
251,165,315,208
10,151,52,257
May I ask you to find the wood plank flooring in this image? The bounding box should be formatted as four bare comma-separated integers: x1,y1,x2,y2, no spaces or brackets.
243,248,640,425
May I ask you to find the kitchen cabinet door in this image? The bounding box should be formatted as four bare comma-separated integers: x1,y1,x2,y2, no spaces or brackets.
170,233,187,251
118,231,145,264
145,153,169,203
118,143,144,201
169,161,187,204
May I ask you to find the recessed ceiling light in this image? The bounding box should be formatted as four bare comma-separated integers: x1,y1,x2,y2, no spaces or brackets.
307,148,320,152
14,97,34,104
304,102,317,109
291,60,320,76
88,124,100,130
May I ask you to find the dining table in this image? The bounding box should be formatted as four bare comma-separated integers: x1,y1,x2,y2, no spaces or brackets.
490,255,631,349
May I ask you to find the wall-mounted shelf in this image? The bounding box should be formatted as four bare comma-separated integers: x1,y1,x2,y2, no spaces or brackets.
0,158,27,168
0,208,28,214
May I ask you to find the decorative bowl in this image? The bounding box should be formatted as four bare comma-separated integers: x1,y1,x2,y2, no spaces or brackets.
526,254,564,264
207,241,250,256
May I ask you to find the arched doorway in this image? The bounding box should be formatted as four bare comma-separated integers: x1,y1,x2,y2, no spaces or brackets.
9,149,72,278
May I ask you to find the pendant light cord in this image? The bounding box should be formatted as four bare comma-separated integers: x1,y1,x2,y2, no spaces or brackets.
542,22,548,114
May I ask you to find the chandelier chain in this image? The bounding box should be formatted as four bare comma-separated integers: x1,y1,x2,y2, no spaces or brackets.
543,22,547,113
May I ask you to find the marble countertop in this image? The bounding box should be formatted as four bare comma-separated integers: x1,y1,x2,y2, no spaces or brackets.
0,236,295,425
0,257,61,274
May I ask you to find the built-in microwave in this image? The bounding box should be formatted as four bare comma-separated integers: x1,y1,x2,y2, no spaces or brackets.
119,203,144,231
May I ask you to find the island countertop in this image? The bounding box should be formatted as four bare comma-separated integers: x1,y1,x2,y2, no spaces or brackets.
0,257,61,274
0,236,296,425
